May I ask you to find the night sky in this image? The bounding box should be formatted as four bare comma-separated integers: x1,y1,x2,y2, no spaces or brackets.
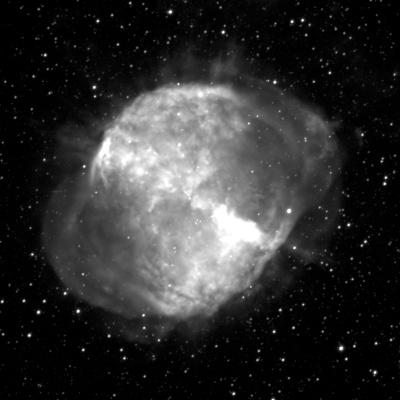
3,0,400,399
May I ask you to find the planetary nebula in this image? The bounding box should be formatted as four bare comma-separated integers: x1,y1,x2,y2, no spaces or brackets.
43,81,340,323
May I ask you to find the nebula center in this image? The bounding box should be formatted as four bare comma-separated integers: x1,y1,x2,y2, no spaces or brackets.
43,82,339,321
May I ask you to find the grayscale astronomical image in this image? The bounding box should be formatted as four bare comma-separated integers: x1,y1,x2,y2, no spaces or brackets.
3,1,399,399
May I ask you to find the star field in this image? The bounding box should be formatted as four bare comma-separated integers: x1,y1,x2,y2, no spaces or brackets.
2,0,400,399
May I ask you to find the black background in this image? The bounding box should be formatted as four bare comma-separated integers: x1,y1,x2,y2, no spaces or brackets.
3,0,400,398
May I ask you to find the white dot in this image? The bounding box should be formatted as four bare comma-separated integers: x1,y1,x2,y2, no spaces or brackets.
286,208,292,214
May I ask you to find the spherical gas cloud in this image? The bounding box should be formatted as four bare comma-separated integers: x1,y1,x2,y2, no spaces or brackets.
43,77,340,331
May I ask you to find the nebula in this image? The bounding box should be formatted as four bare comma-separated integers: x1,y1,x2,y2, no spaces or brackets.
43,80,340,327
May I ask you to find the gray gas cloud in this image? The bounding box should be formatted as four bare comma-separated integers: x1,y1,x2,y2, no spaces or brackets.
42,68,341,337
